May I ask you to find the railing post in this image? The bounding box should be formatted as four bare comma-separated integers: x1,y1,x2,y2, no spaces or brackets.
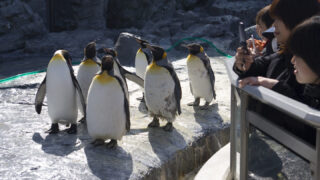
315,128,320,180
230,86,236,179
239,90,249,180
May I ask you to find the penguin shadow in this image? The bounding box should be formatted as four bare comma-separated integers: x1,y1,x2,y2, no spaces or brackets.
192,102,222,129
247,130,285,179
148,126,187,164
83,141,133,179
0,83,39,90
32,123,87,156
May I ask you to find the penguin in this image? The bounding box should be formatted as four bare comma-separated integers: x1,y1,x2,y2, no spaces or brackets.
144,44,182,132
76,42,100,122
134,37,152,102
104,48,144,100
86,55,130,148
35,50,86,134
134,37,151,80
184,43,216,107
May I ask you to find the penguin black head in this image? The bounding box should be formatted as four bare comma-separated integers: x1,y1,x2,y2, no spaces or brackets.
101,55,114,72
103,48,117,58
58,50,72,66
135,37,149,49
146,44,167,61
84,42,96,59
183,43,204,55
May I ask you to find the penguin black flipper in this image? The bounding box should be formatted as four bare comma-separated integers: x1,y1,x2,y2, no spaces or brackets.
35,76,46,114
70,72,86,117
163,65,182,115
64,51,87,117
113,75,130,131
198,53,216,99
116,60,144,88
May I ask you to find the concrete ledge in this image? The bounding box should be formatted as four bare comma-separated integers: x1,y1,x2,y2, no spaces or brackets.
195,143,231,180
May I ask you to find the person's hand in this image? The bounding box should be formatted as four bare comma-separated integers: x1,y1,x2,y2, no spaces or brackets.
234,47,255,72
238,76,279,89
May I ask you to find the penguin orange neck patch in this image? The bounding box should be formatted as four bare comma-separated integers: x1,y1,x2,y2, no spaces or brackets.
187,54,199,62
49,53,65,63
147,60,162,72
95,71,115,84
81,59,97,66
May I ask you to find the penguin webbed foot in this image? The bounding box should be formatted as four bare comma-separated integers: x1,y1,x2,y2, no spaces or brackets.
78,116,86,124
67,124,77,134
148,117,160,128
46,123,59,134
163,122,173,132
137,93,145,103
200,102,210,110
91,139,105,147
106,139,117,149
187,98,200,106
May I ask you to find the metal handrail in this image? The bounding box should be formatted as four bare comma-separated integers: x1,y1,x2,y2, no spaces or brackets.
224,58,320,127
224,58,320,180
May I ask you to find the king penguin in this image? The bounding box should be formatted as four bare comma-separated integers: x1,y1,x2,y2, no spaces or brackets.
144,44,182,131
35,50,86,134
184,43,216,107
134,37,151,80
86,55,130,148
76,42,100,122
104,48,144,100
134,37,152,102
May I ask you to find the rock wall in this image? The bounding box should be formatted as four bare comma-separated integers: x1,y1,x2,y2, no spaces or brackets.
0,0,271,63
0,0,46,53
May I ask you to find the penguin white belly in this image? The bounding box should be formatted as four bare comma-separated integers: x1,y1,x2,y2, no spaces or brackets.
113,63,129,100
46,60,77,124
86,77,126,140
187,57,213,102
145,68,177,122
135,51,148,80
76,62,99,114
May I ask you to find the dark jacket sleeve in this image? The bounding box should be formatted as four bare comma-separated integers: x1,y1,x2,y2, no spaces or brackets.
233,53,278,78
271,77,305,102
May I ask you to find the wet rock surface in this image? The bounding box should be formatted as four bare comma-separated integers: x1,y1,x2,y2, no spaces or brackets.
0,57,230,179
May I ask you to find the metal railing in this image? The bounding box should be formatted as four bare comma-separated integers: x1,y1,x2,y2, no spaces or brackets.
224,58,320,180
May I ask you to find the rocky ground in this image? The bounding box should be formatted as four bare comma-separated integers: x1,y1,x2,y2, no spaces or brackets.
0,56,231,180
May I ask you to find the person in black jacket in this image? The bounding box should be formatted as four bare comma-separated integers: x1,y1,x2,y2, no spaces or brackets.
288,16,320,110
234,0,319,101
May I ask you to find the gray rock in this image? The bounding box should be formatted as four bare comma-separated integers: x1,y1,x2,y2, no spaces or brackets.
75,0,109,30
114,32,141,66
206,0,271,26
0,0,46,53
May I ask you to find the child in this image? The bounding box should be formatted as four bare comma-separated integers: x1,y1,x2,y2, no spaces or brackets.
288,16,320,109
248,5,276,56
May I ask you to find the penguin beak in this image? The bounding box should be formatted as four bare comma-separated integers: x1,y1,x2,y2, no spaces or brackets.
145,44,155,51
134,37,142,44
